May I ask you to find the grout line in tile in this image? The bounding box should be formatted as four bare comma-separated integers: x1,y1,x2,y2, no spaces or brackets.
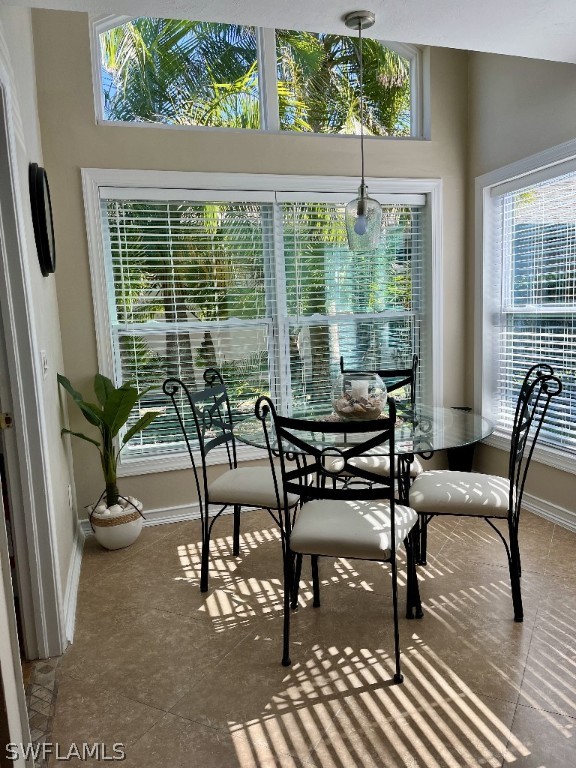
166,625,281,720
119,710,176,755
512,698,576,720
499,593,542,761
56,670,171,718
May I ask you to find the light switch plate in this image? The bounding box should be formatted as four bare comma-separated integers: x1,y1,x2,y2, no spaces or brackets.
41,350,48,379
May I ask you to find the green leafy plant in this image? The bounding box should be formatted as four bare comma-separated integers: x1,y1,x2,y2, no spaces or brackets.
58,373,160,508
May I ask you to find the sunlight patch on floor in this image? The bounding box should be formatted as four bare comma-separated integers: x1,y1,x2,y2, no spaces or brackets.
227,637,531,768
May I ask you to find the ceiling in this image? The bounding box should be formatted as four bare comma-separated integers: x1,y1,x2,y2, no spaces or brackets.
10,0,576,64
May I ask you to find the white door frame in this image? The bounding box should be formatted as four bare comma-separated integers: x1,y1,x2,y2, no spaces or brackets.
0,480,30,768
0,42,64,658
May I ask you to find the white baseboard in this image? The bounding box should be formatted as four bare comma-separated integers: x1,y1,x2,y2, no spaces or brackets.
523,492,576,533
63,521,85,644
136,501,201,527
78,492,576,541
79,501,201,538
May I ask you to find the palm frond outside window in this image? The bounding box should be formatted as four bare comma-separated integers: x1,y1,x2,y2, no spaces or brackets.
99,17,413,136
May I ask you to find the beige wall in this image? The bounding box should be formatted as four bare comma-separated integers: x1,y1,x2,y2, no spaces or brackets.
468,51,576,513
469,53,576,177
32,10,468,514
0,8,76,591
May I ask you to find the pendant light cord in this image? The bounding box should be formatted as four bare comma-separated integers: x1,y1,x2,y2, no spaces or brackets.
344,10,380,248
358,23,365,187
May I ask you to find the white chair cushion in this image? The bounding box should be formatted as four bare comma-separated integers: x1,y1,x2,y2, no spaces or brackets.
328,453,424,479
208,467,298,509
290,499,418,561
409,470,512,518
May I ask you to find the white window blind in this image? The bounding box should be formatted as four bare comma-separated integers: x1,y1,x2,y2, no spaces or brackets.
98,189,428,460
102,198,277,457
281,202,425,413
492,170,576,452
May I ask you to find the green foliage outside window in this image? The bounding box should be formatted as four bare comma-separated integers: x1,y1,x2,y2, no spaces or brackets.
100,18,411,136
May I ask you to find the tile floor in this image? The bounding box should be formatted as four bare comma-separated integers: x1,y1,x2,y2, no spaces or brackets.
25,656,59,763
51,508,576,767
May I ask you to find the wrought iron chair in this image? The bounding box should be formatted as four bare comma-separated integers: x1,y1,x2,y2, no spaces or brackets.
409,364,562,622
255,395,423,681
163,368,299,593
337,354,424,484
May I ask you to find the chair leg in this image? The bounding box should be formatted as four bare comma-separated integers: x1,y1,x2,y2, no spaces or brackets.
418,514,428,566
390,555,404,684
509,530,523,622
405,532,423,620
232,505,241,556
291,554,303,609
509,562,523,622
311,555,321,608
200,530,210,593
512,535,522,578
282,545,293,667
405,536,414,619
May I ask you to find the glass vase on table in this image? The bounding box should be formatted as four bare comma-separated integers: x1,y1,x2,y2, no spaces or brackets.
331,372,387,420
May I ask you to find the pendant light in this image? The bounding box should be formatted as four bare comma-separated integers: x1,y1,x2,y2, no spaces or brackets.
344,10,382,252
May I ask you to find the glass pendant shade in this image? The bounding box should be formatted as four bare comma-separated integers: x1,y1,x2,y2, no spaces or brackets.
345,184,383,252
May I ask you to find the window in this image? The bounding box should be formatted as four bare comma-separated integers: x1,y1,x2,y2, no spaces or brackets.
478,145,576,466
92,16,422,136
84,170,440,471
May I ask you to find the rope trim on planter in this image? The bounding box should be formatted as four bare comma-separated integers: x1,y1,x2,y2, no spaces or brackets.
91,509,141,527
88,492,145,532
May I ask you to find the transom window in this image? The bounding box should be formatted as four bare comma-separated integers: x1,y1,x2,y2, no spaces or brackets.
93,16,420,136
83,171,439,470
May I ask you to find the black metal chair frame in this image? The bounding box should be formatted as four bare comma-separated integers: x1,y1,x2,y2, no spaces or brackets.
339,353,422,498
163,368,285,593
256,395,423,680
416,364,562,622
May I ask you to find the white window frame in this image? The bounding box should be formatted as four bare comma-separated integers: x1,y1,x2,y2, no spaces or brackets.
82,168,443,476
89,15,427,139
475,136,576,475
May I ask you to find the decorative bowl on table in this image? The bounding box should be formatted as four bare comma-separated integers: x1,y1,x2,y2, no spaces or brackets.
331,372,387,420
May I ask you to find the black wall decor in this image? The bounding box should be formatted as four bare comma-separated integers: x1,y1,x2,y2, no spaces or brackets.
28,162,56,277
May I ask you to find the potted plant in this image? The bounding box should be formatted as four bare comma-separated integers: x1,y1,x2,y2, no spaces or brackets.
58,372,160,550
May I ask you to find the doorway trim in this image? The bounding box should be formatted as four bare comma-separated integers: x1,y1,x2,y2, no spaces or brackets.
0,29,64,659
0,478,30,766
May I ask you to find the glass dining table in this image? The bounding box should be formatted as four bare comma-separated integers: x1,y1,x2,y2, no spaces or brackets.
234,402,494,465
234,402,493,564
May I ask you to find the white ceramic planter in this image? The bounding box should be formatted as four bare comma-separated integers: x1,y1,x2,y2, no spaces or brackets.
90,496,144,551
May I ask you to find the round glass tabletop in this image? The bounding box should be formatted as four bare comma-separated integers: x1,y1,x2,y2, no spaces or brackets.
234,404,493,457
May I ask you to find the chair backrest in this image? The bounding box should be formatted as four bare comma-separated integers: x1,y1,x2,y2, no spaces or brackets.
508,364,562,521
339,354,418,409
163,368,238,514
255,395,398,537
